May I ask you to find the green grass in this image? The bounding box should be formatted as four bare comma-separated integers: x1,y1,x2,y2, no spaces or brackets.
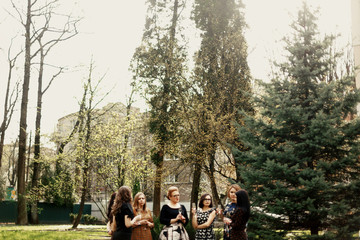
0,224,110,240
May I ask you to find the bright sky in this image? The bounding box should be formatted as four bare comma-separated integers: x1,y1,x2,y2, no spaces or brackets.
0,0,352,145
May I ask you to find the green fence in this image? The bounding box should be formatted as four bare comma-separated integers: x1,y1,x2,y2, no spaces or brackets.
0,201,91,223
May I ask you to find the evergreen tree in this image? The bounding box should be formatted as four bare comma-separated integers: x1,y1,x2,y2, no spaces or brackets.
188,0,252,205
130,0,188,216
234,3,360,239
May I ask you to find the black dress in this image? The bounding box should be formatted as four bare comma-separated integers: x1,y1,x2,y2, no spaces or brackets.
112,202,134,240
159,204,189,226
159,204,189,240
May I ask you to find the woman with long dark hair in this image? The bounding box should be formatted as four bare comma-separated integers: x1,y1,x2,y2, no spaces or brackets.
230,189,250,240
111,186,141,240
107,192,116,235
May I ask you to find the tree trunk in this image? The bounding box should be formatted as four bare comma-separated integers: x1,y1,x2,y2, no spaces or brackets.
29,52,44,224
310,225,319,235
206,150,223,209
73,72,93,228
17,0,31,225
152,152,164,217
190,162,201,218
0,131,5,169
72,165,89,228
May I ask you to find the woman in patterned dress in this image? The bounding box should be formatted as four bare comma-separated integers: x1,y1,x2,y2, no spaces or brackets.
191,193,217,240
159,186,189,240
230,190,250,240
222,184,241,240
131,192,154,240
111,186,141,240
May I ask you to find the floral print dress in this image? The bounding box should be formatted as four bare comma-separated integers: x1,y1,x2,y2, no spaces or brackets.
195,208,215,240
223,202,237,240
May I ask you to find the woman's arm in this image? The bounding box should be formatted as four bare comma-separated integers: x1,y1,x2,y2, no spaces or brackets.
147,209,154,228
111,215,117,232
181,205,189,226
125,215,141,228
196,210,216,229
191,208,198,229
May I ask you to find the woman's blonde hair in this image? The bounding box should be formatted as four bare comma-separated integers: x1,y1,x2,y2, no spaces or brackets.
227,184,241,198
166,186,179,200
133,192,148,212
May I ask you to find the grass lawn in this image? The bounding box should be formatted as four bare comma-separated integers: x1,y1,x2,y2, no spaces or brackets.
0,224,110,240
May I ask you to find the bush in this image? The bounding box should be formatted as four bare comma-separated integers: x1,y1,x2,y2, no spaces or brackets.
151,216,163,240
83,214,98,225
69,213,78,224
185,219,196,240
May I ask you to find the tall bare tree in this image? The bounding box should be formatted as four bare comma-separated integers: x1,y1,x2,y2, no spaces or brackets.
29,1,79,224
8,0,79,224
72,60,108,229
15,0,32,224
0,38,21,169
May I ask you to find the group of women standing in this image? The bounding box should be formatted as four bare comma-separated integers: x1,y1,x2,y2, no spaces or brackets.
107,186,154,240
106,184,250,240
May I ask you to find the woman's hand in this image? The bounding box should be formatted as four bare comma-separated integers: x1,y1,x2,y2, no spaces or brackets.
223,217,232,225
145,220,154,228
191,208,196,215
215,208,222,215
177,213,186,223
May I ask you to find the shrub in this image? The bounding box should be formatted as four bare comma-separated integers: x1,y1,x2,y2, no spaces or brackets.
83,214,98,225
151,216,163,240
69,213,78,224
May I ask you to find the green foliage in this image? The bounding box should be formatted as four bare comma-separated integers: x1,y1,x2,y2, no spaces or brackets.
185,219,196,240
184,0,253,185
69,213,78,224
151,216,163,240
233,2,360,238
83,214,98,225
90,110,153,189
40,165,75,207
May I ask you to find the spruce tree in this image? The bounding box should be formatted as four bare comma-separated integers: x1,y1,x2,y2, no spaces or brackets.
234,3,360,239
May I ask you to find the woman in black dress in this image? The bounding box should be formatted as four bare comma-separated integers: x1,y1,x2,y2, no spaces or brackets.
159,186,189,240
107,192,116,235
230,189,250,240
111,186,141,240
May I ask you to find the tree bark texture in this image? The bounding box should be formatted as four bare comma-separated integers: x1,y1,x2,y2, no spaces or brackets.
16,0,31,225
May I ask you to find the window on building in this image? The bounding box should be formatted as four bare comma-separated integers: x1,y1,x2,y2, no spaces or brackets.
165,174,178,183
164,154,179,161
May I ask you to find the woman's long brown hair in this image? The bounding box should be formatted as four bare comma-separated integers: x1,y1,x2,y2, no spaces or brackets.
111,186,132,216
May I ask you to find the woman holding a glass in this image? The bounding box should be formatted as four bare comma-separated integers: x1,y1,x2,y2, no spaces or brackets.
131,192,154,240
159,186,189,240
191,193,217,240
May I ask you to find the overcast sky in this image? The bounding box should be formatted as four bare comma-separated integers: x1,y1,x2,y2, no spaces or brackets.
0,0,352,145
